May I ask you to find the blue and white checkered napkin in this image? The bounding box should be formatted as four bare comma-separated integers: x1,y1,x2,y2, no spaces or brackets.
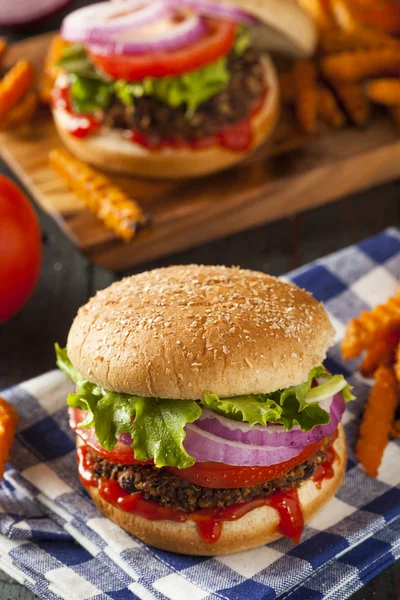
1,228,400,600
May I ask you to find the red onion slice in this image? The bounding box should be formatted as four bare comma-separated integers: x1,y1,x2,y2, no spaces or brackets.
167,0,257,25
87,12,207,56
195,393,345,449
61,1,171,44
183,423,305,466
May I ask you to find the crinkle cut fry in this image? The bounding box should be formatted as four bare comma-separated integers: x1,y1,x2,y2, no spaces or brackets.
49,149,148,242
332,82,370,127
0,59,35,121
360,330,400,376
356,365,399,477
341,292,400,359
322,48,400,82
0,397,19,481
293,60,318,134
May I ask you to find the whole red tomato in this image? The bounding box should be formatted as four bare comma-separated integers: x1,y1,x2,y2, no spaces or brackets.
0,176,41,324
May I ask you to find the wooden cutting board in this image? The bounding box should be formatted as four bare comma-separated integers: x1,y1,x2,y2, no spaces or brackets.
2,32,400,271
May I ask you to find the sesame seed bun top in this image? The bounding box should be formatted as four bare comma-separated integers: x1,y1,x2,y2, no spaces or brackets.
66,265,335,399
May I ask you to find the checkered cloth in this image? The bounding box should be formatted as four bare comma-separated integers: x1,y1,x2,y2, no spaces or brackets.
1,228,400,600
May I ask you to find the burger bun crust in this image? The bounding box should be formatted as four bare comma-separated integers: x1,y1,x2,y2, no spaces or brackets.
79,423,346,556
67,265,335,400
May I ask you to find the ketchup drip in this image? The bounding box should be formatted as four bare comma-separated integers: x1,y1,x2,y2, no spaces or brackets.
51,85,100,137
311,430,339,490
77,432,338,546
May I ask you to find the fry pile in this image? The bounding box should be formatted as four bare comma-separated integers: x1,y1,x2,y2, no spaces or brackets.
285,0,400,134
0,39,38,130
49,149,149,242
341,288,400,477
0,397,19,481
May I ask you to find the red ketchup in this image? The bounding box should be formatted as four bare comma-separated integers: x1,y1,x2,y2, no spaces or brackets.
124,87,268,153
51,85,100,138
311,430,339,490
77,433,338,545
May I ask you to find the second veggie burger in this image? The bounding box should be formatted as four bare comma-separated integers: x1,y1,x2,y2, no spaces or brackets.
52,0,316,178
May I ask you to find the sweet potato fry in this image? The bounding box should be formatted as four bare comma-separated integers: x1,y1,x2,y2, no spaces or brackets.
39,35,69,104
49,149,148,242
330,0,358,31
293,60,318,134
0,397,19,481
332,82,370,127
0,38,7,68
297,0,333,29
356,365,399,477
360,331,400,376
0,60,35,121
366,78,400,106
319,26,400,53
353,5,400,36
341,290,400,359
0,90,38,130
318,85,346,127
322,48,400,82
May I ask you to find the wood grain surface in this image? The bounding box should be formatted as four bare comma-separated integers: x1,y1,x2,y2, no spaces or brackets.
3,34,400,270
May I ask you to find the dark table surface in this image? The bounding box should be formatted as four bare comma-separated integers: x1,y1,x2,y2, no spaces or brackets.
1,3,400,599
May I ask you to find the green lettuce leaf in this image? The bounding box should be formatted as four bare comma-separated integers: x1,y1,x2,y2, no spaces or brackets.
201,366,350,432
70,74,112,113
131,397,201,468
56,345,200,468
202,392,283,427
115,55,230,116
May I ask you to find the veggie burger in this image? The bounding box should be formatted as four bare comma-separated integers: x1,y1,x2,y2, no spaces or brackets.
56,265,354,555
52,0,316,178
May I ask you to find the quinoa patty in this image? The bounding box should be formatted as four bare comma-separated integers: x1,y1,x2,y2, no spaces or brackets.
90,435,334,513
102,48,265,142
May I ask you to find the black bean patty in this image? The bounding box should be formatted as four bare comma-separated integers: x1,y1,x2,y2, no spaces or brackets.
91,435,333,513
102,48,265,141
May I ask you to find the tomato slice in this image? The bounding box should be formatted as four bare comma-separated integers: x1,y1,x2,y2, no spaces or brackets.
70,407,331,488
166,439,326,488
69,408,150,465
87,19,236,81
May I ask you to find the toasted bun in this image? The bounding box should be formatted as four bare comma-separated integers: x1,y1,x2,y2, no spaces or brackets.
229,0,317,57
53,56,278,179
79,423,346,555
67,265,335,399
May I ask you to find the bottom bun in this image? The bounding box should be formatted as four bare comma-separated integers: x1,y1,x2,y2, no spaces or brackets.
53,55,279,179
81,423,347,556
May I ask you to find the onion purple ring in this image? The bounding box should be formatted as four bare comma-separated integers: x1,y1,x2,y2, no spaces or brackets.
61,0,172,44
